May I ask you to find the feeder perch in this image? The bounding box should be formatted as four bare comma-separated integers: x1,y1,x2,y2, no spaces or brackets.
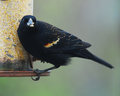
0,0,49,77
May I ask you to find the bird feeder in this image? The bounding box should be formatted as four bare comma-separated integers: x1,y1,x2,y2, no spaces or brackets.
0,0,49,77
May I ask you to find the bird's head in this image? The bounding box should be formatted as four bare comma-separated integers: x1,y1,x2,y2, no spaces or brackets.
20,15,36,28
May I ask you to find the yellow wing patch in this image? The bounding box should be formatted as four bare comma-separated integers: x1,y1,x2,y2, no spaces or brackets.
44,38,60,48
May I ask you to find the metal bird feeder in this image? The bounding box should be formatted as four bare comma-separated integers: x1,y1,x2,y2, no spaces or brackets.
0,0,49,77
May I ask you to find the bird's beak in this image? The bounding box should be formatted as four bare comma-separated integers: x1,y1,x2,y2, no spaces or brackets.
27,18,34,27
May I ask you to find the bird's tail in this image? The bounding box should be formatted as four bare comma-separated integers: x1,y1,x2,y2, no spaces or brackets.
76,50,114,69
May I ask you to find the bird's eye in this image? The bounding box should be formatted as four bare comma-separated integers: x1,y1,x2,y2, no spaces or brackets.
22,19,28,23
33,20,36,22
24,19,28,23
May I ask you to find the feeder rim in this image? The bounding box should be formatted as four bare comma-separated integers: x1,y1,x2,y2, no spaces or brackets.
0,71,50,77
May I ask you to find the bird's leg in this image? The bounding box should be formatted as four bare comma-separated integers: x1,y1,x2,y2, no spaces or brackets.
31,66,58,81
27,53,33,69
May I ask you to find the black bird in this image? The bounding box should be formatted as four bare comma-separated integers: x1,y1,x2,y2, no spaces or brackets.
17,15,113,80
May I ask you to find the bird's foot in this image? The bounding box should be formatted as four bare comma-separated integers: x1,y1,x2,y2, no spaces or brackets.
31,69,45,81
34,69,46,73
31,66,56,81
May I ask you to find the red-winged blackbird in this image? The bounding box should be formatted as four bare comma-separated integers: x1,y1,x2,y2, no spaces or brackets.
17,15,113,80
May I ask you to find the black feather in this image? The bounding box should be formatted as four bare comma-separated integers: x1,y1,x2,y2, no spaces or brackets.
74,49,113,68
17,15,114,69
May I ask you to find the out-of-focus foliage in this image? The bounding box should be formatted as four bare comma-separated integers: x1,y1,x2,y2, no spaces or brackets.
0,0,119,96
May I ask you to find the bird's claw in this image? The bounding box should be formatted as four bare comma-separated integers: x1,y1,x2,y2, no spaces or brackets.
34,69,45,74
31,69,45,81
31,75,40,81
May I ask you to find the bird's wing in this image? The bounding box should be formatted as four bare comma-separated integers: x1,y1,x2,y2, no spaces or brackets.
39,21,91,53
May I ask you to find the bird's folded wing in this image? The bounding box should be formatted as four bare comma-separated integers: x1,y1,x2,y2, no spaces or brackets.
40,23,91,53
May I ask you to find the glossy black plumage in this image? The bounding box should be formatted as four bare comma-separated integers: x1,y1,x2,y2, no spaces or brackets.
17,15,113,71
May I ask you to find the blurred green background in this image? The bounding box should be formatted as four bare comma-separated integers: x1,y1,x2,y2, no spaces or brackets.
0,0,119,96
